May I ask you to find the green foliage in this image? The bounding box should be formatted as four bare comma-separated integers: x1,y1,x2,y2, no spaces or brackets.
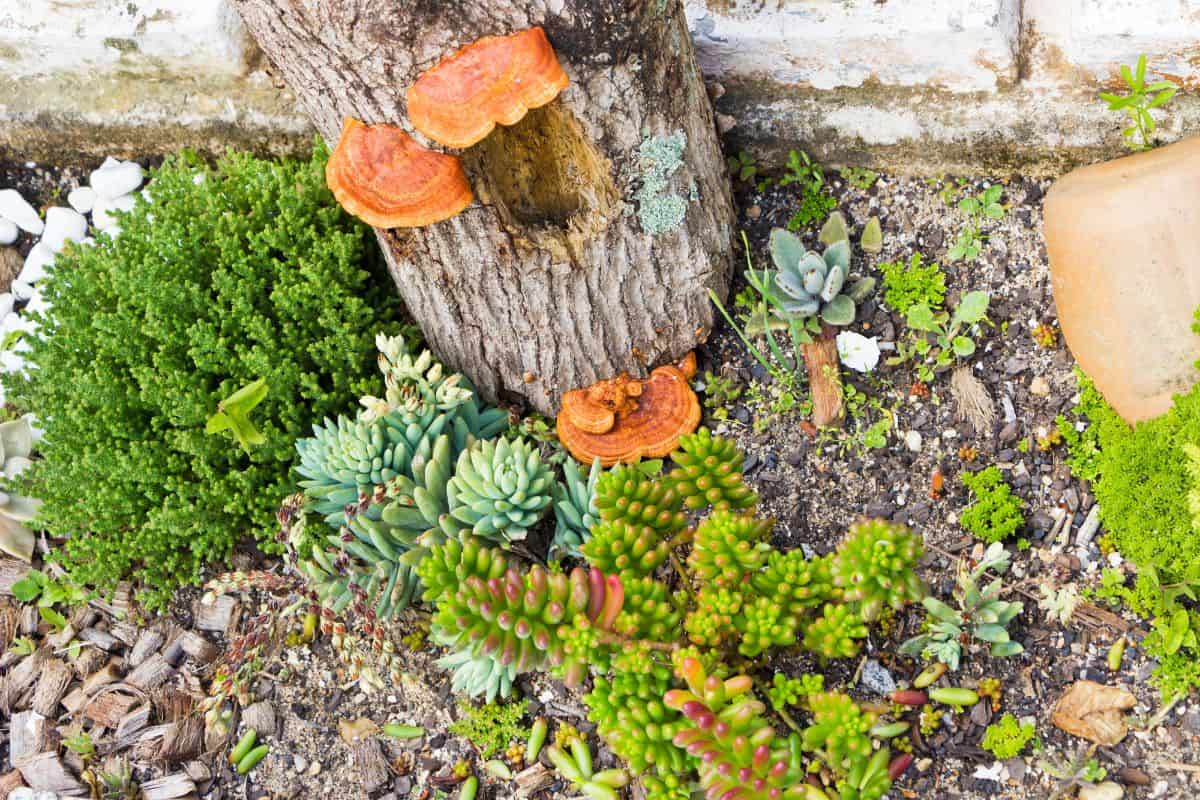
615,574,684,643
948,184,1005,262
8,146,401,608
960,466,1025,543
767,673,825,712
10,568,89,607
685,585,741,649
804,603,868,660
551,457,602,560
779,150,837,231
448,699,530,758
664,427,758,511
839,167,879,190
545,739,630,797
888,290,990,382
735,595,797,657
688,510,773,587
802,692,875,772
446,436,554,546
878,253,946,315
594,463,686,533
582,518,674,578
727,151,759,183
830,519,926,621
585,671,689,775
900,542,1024,670
752,549,834,617
981,713,1036,759
205,378,269,452
699,370,742,422
1100,54,1179,151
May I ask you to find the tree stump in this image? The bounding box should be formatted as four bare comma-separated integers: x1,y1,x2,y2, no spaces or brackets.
232,0,736,414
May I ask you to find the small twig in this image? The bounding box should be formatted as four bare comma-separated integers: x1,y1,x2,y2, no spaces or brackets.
668,552,696,601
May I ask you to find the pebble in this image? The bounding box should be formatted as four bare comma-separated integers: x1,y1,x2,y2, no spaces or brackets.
307,760,322,777
903,430,922,452
859,659,897,695
10,281,33,301
92,194,135,230
42,206,88,252
10,790,59,800
90,158,144,199
68,185,97,214
18,243,55,285
293,754,308,774
0,218,16,246
0,189,44,235
1030,375,1051,396
1078,781,1124,800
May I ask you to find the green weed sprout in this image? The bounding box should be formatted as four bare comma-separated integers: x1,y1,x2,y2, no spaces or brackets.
1101,54,1179,151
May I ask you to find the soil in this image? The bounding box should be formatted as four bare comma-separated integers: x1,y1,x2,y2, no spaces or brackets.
1,158,1198,800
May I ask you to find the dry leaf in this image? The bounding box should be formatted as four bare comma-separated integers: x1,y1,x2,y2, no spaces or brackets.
1050,680,1136,745
337,717,379,745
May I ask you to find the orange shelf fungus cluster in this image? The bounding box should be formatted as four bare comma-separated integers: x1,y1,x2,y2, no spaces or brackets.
325,119,473,229
325,26,569,229
407,27,571,149
556,353,701,466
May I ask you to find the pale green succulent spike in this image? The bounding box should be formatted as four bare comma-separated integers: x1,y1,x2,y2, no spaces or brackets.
819,211,849,246
860,216,883,253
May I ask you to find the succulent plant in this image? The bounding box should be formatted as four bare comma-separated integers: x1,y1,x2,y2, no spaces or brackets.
664,658,805,800
416,535,510,604
585,670,690,775
685,586,742,649
803,603,868,660
0,417,39,562
767,673,825,712
641,771,695,800
545,739,630,800
594,463,687,534
433,639,518,703
581,519,673,578
833,748,893,800
752,550,834,617
735,595,797,658
688,510,773,587
551,457,602,559
801,692,877,772
663,428,758,511
614,574,684,642
446,436,554,547
764,227,873,327
831,519,926,622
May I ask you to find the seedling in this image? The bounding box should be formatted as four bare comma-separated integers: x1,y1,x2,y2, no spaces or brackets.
948,185,1004,262
205,377,269,452
888,291,990,382
1101,54,1179,151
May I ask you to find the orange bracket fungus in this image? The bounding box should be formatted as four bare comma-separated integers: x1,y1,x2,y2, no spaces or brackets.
556,353,701,466
407,26,570,149
325,117,473,228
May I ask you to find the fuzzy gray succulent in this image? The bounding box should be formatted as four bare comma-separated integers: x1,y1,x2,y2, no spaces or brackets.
763,224,873,327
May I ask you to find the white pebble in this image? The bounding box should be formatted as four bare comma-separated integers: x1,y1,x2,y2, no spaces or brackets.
89,159,144,199
92,194,135,230
10,281,34,301
0,293,13,322
67,185,97,214
903,430,923,452
0,189,44,235
42,206,88,252
0,219,16,246
24,289,49,316
17,243,55,285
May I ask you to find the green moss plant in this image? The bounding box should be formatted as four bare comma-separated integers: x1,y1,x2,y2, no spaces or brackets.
449,699,530,758
980,713,1036,759
960,466,1025,543
878,253,946,315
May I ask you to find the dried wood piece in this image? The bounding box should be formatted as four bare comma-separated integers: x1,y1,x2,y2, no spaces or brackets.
514,762,554,798
17,604,36,635
182,760,211,784
152,687,198,723
127,653,174,692
61,687,88,716
132,724,174,762
31,658,72,717
84,690,140,728
174,630,218,664
108,620,139,647
89,582,131,620
9,709,50,765
17,751,87,796
115,704,152,747
77,627,119,652
0,558,29,595
128,628,165,667
81,660,123,695
71,644,108,679
0,769,26,798
68,607,98,631
194,595,238,637
140,772,197,800
242,700,277,738
158,717,203,763
351,737,390,795
45,622,78,650
1,646,49,713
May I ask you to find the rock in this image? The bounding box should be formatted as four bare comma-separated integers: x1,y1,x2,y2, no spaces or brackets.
1045,138,1200,423
859,659,897,695
92,194,136,230
18,244,55,285
1117,767,1151,786
1030,376,1051,396
0,293,13,322
41,207,88,253
11,281,34,301
67,186,97,214
90,159,144,199
0,190,43,236
903,430,922,452
1078,781,1124,800
0,219,16,246
292,754,308,774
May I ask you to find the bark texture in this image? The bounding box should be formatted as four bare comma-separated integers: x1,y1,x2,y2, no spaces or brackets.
802,331,845,429
233,0,735,414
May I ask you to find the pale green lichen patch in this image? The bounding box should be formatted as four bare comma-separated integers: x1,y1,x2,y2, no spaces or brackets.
636,130,692,235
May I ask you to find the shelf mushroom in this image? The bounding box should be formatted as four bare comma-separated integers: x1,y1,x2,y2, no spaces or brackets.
407,26,570,149
556,353,701,466
325,117,473,228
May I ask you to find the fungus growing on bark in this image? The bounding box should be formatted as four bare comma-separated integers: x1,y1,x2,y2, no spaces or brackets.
556,353,701,466
407,27,570,149
325,117,473,228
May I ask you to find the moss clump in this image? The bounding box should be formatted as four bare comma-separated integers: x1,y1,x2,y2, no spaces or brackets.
448,699,530,758
878,253,946,315
7,146,400,608
980,713,1036,759
960,466,1024,543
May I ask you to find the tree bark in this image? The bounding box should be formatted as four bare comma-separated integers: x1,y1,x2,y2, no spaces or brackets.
232,0,735,414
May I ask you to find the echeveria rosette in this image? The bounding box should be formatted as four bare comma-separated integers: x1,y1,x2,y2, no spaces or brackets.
585,670,691,776
446,436,554,547
664,427,758,511
664,658,807,800
766,227,870,327
751,550,835,618
831,519,926,622
594,463,687,533
551,457,602,559
803,603,867,660
688,510,773,588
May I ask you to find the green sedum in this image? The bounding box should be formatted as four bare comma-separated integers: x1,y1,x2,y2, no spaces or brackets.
7,146,400,608
959,466,1025,543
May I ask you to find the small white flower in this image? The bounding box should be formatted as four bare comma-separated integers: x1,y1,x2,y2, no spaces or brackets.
835,331,880,373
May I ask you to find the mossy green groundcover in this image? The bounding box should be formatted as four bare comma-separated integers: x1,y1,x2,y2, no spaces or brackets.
7,146,401,608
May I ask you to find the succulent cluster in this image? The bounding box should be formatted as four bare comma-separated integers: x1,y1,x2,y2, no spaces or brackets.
831,519,926,622
763,225,873,327
664,428,758,511
585,671,689,775
551,457,602,559
804,604,868,660
753,550,834,616
446,436,554,546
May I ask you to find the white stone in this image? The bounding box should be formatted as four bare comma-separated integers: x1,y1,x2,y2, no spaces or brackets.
0,293,14,322
10,281,34,301
0,219,16,246
859,659,897,695
24,414,44,444
24,289,49,317
903,430,923,452
836,331,881,373
42,206,88,252
92,194,135,230
18,243,55,285
67,185,97,214
0,189,44,235
1030,376,1051,396
89,159,144,199
0,349,27,374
